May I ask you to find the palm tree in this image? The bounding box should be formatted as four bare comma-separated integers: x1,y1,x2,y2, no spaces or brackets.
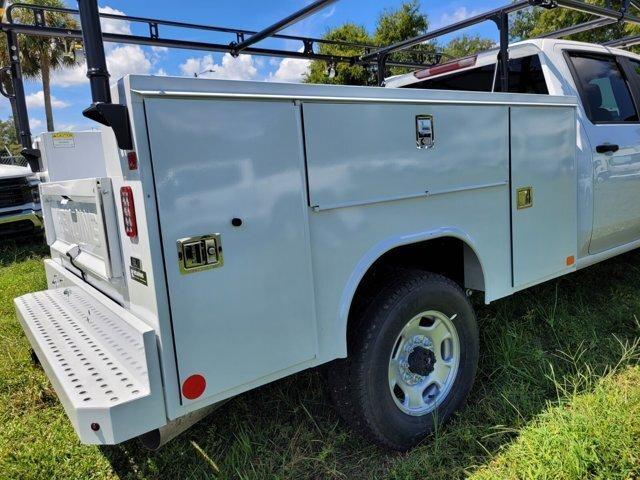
6,0,79,132
0,34,40,136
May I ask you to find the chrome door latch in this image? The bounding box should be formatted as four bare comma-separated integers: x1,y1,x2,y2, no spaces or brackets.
177,234,223,274
416,115,435,149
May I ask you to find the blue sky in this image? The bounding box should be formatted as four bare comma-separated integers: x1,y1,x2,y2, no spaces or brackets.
0,0,506,132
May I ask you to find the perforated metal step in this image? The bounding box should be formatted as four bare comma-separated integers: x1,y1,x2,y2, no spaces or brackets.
14,261,166,444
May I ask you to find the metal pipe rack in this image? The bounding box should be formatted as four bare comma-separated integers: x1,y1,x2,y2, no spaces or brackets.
1,0,639,167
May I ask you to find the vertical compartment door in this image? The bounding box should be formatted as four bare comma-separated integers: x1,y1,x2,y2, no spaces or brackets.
510,106,577,288
144,97,317,404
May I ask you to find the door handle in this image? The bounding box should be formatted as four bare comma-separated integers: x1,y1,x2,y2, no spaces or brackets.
596,144,620,154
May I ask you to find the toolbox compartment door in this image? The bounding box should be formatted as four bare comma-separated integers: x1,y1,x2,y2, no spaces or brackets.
302,102,509,210
510,106,578,288
144,97,317,405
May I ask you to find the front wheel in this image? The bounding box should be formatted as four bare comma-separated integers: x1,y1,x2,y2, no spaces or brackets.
327,270,479,451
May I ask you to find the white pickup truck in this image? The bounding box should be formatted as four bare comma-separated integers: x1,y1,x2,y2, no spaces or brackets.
0,159,41,236
13,37,640,451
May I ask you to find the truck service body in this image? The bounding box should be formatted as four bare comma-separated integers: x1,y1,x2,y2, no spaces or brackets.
10,1,640,448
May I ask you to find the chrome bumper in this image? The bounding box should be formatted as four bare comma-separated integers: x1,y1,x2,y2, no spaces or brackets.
0,209,43,228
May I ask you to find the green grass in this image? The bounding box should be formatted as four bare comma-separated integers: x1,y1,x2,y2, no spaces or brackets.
0,239,639,480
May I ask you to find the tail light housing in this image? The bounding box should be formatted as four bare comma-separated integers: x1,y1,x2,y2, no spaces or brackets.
127,151,138,170
120,186,138,238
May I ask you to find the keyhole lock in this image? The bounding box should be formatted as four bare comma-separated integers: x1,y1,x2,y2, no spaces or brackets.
177,234,224,274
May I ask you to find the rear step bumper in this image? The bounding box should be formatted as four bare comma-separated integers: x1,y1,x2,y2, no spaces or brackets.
14,259,166,444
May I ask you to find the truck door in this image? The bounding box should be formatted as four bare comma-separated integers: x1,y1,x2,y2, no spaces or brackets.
566,51,640,254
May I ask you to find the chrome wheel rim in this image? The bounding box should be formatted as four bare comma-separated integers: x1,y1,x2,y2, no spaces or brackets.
388,310,460,416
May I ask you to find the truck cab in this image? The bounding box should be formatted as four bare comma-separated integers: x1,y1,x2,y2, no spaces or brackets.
387,38,640,260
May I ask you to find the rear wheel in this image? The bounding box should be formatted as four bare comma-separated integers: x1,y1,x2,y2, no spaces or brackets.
327,270,479,451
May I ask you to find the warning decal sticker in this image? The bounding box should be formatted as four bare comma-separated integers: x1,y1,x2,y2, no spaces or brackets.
52,132,75,148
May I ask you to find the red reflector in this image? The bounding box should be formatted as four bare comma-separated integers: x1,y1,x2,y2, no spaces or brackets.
182,374,206,400
127,151,138,170
120,186,138,238
414,55,477,80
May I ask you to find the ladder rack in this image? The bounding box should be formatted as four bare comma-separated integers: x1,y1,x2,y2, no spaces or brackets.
1,0,639,166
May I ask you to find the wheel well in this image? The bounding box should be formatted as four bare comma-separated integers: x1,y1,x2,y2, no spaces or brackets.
347,237,484,337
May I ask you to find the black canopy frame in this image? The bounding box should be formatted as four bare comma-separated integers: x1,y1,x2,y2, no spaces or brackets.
0,0,639,169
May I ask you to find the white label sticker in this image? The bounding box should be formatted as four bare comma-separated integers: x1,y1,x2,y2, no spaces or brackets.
52,132,75,148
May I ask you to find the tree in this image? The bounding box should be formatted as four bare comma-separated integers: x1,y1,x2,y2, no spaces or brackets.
305,1,492,86
442,35,495,60
373,0,434,78
305,24,373,86
510,1,640,44
306,1,433,85
0,117,22,155
5,0,79,132
0,35,40,137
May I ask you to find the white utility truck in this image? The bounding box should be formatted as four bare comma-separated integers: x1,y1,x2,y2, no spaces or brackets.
8,0,640,451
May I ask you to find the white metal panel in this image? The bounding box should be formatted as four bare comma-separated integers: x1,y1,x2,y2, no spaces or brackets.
307,181,512,361
36,131,107,182
41,178,123,281
303,102,509,210
125,74,576,108
143,97,317,404
511,106,578,288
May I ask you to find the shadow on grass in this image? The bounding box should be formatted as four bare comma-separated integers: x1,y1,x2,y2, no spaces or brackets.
0,235,48,267
98,250,640,479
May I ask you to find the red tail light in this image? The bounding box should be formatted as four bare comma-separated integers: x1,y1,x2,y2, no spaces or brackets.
127,151,138,170
414,56,477,80
120,186,138,238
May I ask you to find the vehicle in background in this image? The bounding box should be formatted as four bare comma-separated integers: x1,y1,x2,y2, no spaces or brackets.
0,155,41,237
0,131,106,238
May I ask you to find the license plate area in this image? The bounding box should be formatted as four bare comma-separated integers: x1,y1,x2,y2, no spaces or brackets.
41,178,123,280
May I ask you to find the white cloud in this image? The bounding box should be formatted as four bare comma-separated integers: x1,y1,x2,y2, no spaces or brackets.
29,118,43,131
154,68,168,76
25,90,70,109
267,57,310,83
323,5,336,18
179,53,258,81
107,45,153,79
53,45,153,86
436,7,481,28
99,6,131,35
52,6,156,87
51,64,87,86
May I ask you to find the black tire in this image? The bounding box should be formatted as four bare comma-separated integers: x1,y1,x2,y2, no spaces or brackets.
326,270,479,451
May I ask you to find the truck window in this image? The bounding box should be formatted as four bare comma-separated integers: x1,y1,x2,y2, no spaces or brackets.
405,64,496,92
405,54,548,94
629,59,640,76
567,53,638,123
494,55,549,94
